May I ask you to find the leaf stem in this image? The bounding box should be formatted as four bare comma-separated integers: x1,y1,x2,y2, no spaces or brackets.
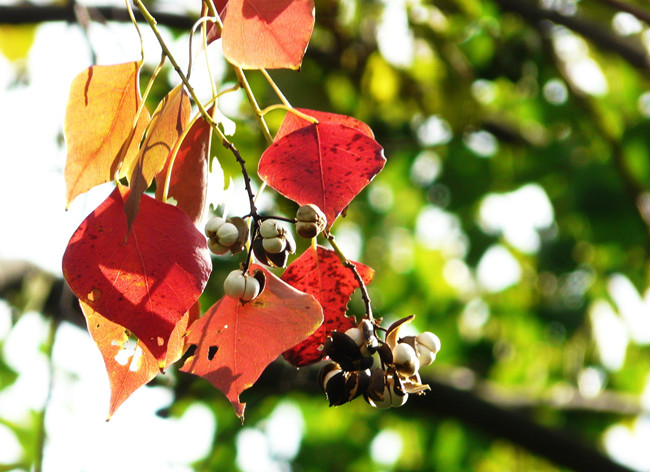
260,69,318,124
324,231,374,322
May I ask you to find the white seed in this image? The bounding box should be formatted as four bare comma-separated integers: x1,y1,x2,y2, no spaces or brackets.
241,276,261,302
393,343,420,376
216,222,239,247
208,238,229,255
391,391,408,408
344,327,363,346
205,216,225,238
259,219,282,238
418,349,436,367
296,221,319,239
416,331,441,355
392,343,417,365
223,270,246,299
369,386,392,409
262,236,285,254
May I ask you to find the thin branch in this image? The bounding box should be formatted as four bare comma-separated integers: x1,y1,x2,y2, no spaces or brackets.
324,231,374,322
493,0,650,75
0,4,195,30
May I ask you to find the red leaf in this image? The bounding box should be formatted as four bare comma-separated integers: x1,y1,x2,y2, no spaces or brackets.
155,109,212,224
64,61,150,207
62,187,211,362
181,265,323,420
282,246,374,366
274,108,374,142
122,85,191,229
221,0,315,69
205,0,229,43
80,300,200,418
258,121,386,227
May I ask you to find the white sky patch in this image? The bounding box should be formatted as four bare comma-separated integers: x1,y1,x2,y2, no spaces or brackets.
637,91,650,118
458,297,489,340
543,78,569,105
42,322,216,471
416,205,468,258
471,79,497,104
476,244,521,293
612,12,643,36
370,429,403,467
333,222,363,262
589,300,628,371
551,28,608,96
410,150,442,186
478,183,555,253
464,130,498,157
443,258,476,297
604,416,650,472
389,228,415,274
416,115,453,146
608,274,650,344
263,401,305,461
376,0,414,68
368,182,395,213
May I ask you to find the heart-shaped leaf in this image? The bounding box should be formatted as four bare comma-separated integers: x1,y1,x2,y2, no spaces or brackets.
221,0,315,69
64,61,150,207
63,187,211,362
155,109,212,224
80,300,200,418
282,246,374,366
274,108,374,142
258,121,386,227
181,265,323,420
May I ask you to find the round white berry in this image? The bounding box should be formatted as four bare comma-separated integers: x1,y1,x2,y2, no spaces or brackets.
262,236,285,254
216,222,239,247
224,270,247,299
259,219,282,238
208,238,229,255
205,216,225,238
392,343,420,376
416,331,441,355
241,276,261,302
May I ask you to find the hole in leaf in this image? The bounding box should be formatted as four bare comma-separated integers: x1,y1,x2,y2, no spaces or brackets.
208,345,219,361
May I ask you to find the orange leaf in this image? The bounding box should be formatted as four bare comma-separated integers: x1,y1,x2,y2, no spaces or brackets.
64,61,150,208
282,246,374,366
80,300,200,419
221,0,315,69
123,84,191,228
62,187,211,362
155,109,212,224
181,265,323,420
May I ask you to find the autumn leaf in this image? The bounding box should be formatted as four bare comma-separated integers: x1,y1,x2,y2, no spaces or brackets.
258,120,386,227
181,265,323,420
122,84,191,228
274,108,375,142
155,109,212,225
80,300,200,419
221,0,315,70
282,246,374,366
205,0,228,43
62,187,211,362
64,61,150,208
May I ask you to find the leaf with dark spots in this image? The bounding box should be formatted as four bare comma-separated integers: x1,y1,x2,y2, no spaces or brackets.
274,108,374,142
62,186,211,362
258,121,386,227
181,265,323,420
282,246,374,367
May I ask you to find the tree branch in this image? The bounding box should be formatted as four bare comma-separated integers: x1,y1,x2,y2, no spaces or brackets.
493,0,650,75
0,4,195,30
